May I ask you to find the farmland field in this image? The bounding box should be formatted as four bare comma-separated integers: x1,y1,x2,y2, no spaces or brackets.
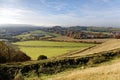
14,30,61,40
13,41,95,60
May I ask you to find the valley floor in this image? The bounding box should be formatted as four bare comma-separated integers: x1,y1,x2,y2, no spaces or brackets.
13,40,94,60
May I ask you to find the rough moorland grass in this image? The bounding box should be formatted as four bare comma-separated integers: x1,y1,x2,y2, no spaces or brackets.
49,59,120,80
13,41,94,60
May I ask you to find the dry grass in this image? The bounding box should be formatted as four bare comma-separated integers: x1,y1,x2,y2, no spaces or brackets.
49,59,120,80
71,39,120,57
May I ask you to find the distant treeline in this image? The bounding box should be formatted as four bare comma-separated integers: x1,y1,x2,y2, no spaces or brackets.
42,26,120,39
0,25,120,42
0,26,42,42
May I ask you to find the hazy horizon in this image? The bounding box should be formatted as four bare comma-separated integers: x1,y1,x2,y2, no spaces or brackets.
0,0,120,27
0,24,120,28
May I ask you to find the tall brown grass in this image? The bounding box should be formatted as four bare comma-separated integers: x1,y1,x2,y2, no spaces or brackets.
50,60,120,80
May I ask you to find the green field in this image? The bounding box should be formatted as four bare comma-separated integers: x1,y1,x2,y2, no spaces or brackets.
14,30,61,40
13,41,95,60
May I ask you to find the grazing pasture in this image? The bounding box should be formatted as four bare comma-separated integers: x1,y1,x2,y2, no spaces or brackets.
14,30,61,41
13,41,94,60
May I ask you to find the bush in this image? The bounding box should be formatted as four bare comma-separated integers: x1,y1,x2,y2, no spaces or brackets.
37,55,47,60
87,56,106,65
0,41,31,63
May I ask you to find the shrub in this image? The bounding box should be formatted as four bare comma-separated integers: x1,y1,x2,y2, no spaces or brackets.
87,56,106,65
37,55,47,60
0,41,31,63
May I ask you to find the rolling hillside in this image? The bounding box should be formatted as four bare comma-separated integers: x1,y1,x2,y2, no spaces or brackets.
14,30,61,41
13,41,94,60
49,59,120,80
44,39,120,80
1,39,120,80
0,41,30,63
69,39,120,57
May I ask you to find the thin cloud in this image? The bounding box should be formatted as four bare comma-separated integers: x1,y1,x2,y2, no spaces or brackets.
0,0,120,27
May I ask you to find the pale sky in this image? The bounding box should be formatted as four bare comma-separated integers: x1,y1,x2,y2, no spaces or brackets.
0,0,120,27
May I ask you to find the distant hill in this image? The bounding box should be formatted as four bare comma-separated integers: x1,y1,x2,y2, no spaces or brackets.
0,24,43,42
14,30,61,41
42,26,120,39
0,25,120,41
0,41,31,63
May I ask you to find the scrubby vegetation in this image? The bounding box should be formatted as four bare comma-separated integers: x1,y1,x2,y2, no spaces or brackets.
49,59,120,80
1,48,120,80
0,41,31,63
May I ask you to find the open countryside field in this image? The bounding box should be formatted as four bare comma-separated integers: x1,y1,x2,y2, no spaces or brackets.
14,30,61,40
13,41,94,60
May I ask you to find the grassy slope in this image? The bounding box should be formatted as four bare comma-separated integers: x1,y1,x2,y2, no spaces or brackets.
23,48,120,80
70,39,120,57
0,41,30,63
44,39,120,80
13,41,94,60
48,58,120,80
2,40,120,80
14,30,60,40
